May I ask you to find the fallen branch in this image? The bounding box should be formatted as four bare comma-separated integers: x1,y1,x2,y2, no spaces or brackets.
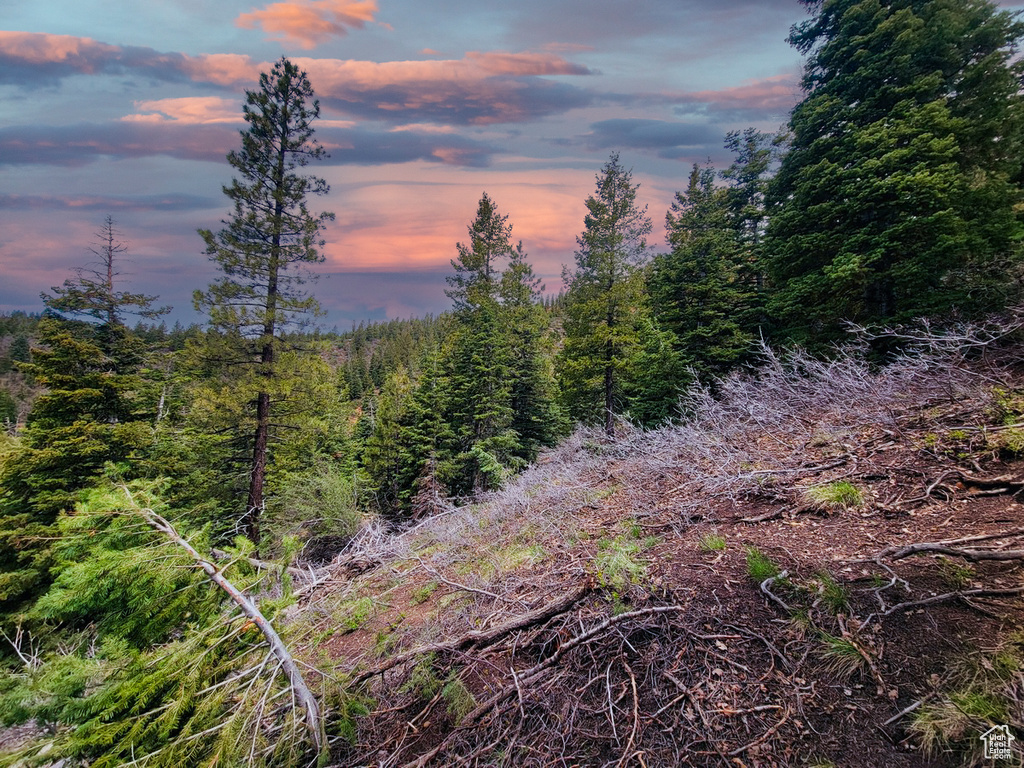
862,527,1024,564
121,487,327,760
355,582,592,684
401,605,684,768
881,585,1024,616
760,571,792,612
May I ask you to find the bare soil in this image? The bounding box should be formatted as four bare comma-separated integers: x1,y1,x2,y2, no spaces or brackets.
304,350,1024,767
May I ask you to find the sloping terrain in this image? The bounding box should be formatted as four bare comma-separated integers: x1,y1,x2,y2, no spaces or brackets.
294,343,1024,767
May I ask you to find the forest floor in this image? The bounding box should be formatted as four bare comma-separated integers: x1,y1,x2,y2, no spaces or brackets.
295,344,1024,766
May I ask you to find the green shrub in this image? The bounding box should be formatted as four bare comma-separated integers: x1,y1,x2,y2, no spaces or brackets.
269,465,362,558
595,536,647,593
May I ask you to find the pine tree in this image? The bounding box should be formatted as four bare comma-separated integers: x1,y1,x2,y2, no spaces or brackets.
650,164,750,380
559,153,653,436
500,244,562,457
722,128,777,334
45,216,169,327
444,194,519,494
195,57,334,546
361,368,416,514
0,221,166,615
767,0,1024,340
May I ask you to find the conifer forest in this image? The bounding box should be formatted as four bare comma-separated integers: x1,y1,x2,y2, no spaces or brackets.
2,1,1024,765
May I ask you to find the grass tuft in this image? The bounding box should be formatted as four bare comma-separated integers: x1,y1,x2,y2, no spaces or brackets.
698,532,727,552
805,481,864,512
744,545,781,583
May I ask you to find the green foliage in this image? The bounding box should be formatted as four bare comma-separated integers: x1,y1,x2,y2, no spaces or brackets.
268,464,362,555
909,636,1024,765
938,557,975,591
817,633,866,679
0,314,157,615
361,196,559,513
810,571,850,615
697,532,727,552
594,535,648,594
442,674,476,724
650,163,753,380
43,216,169,327
400,653,441,700
744,545,781,583
410,581,439,604
339,596,375,631
768,0,1024,341
194,57,334,545
32,488,219,647
0,483,321,767
805,481,864,512
559,153,654,436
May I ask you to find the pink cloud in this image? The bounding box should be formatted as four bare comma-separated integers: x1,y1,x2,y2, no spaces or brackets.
0,32,119,68
236,0,378,49
177,54,261,87
293,52,592,123
124,97,242,124
678,73,799,114
0,34,592,125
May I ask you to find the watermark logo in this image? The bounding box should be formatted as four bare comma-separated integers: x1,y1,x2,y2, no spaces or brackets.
981,725,1016,761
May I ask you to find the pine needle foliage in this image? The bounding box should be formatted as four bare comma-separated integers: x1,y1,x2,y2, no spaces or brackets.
0,483,327,768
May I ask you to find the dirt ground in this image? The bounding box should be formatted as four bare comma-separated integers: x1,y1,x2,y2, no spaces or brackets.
304,350,1024,767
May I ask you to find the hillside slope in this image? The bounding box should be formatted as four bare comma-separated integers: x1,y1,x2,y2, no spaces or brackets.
294,342,1024,767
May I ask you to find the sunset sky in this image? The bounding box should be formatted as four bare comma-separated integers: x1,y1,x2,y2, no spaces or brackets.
3,0,1021,327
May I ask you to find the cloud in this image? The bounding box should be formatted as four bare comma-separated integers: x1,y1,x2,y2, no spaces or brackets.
0,32,258,88
0,121,496,167
298,52,593,124
124,97,243,124
0,34,593,125
236,0,378,49
0,122,237,166
0,193,217,211
583,119,721,158
673,73,800,121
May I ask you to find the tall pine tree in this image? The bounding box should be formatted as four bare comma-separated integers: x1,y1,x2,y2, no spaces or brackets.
195,58,333,546
560,154,653,436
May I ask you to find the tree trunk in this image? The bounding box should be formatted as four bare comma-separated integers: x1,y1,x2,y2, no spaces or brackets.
245,388,270,546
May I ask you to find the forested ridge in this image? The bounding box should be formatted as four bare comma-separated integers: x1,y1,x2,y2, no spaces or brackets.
2,0,1024,765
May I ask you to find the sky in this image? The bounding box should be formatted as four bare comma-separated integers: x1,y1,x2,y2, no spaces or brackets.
2,0,1020,328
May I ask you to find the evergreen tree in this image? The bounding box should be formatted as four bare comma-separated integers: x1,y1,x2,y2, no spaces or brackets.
195,57,334,546
45,216,168,327
722,128,777,333
559,153,653,436
361,368,416,513
500,244,562,457
444,194,519,494
0,221,167,615
650,164,751,380
7,336,29,365
767,0,1024,340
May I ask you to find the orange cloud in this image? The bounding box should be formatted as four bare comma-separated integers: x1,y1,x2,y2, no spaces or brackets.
178,53,261,87
0,33,591,125
123,97,242,124
296,51,588,89
236,0,378,49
